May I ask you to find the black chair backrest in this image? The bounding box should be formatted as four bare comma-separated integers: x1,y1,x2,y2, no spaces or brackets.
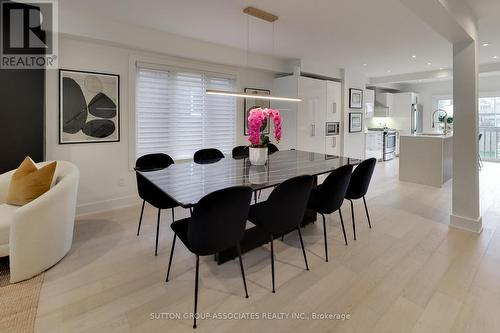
317,164,353,214
188,186,253,255
268,143,279,154
264,175,313,235
346,158,376,200
193,148,224,164
136,153,174,171
232,146,249,159
135,153,175,201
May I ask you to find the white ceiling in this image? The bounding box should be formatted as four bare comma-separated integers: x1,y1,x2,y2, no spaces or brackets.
60,0,500,78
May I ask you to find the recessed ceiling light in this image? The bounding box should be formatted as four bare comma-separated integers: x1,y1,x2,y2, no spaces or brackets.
387,70,392,73
363,63,368,67
439,67,444,70
483,43,490,47
494,56,499,59
412,55,417,58
427,62,432,65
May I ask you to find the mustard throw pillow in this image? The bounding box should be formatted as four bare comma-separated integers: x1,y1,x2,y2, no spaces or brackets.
6,157,57,206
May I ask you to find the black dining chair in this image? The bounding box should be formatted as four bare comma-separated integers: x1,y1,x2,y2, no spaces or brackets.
193,148,224,164
165,186,253,329
135,153,179,256
232,145,249,159
307,164,353,261
345,158,377,241
267,143,279,154
248,175,313,293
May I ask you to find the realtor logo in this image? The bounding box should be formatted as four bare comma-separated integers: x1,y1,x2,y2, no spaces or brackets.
1,0,58,69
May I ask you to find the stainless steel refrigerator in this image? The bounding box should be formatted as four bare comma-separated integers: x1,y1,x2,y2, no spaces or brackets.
411,104,423,134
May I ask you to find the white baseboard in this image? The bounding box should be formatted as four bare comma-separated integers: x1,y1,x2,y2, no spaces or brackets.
76,195,141,217
449,213,483,233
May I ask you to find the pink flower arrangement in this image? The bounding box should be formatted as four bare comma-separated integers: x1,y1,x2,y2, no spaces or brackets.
247,108,282,147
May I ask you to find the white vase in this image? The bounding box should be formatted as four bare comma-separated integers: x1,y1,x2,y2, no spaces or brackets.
249,147,268,165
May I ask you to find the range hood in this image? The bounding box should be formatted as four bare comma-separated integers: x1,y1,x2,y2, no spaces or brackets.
374,92,392,116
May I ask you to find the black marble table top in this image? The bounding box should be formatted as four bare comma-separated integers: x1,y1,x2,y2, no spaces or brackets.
138,150,361,208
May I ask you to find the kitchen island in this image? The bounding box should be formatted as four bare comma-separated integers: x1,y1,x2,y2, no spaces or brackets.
399,133,453,187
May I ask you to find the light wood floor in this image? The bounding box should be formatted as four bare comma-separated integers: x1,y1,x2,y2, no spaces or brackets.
35,160,500,333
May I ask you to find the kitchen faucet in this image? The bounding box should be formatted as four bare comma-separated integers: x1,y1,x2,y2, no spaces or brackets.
432,109,448,134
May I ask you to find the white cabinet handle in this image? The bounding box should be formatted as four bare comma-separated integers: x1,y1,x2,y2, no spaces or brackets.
331,137,336,147
332,102,337,114
311,124,316,137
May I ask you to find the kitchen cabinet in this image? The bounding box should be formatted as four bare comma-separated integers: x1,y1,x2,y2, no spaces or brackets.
325,136,339,155
365,131,383,160
297,76,327,154
274,75,342,155
365,89,375,119
326,81,342,123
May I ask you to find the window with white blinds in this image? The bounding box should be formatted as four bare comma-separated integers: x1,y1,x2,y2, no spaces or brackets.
136,66,237,160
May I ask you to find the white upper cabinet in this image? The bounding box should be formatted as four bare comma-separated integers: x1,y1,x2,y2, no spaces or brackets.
326,81,342,123
365,89,375,119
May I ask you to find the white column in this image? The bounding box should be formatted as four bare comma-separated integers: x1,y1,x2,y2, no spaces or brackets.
450,39,482,232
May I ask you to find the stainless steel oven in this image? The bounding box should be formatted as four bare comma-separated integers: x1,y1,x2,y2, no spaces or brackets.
326,122,340,136
383,130,397,161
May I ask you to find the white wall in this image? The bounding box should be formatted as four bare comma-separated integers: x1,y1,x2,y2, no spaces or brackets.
46,36,276,215
343,69,368,159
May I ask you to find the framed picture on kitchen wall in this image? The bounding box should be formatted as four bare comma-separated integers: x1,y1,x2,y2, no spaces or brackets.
349,112,363,133
349,88,363,109
244,87,270,135
59,69,120,144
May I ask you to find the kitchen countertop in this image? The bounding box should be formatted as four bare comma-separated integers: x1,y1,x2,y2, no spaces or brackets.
400,133,453,139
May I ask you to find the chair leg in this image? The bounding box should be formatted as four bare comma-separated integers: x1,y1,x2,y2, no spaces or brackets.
193,255,200,329
165,234,177,282
236,244,249,298
363,196,372,229
297,226,309,270
339,208,348,246
321,213,328,262
349,199,356,241
258,190,262,199
270,236,275,293
254,192,258,205
155,209,161,256
137,200,145,236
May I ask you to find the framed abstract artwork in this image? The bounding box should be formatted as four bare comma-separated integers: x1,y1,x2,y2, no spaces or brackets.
244,87,270,135
349,88,363,109
349,112,363,133
59,69,120,144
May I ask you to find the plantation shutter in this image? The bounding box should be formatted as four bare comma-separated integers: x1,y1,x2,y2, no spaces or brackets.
136,66,236,160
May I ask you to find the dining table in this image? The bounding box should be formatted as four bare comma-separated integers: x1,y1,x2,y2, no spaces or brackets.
138,150,361,264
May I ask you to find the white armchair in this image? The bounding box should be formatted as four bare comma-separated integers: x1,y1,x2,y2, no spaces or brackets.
0,161,79,283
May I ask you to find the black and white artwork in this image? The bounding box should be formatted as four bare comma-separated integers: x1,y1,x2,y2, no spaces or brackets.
59,69,120,144
349,88,363,109
349,112,363,133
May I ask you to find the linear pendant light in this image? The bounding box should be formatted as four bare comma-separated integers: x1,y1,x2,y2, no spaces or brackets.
206,89,302,102
205,7,302,103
